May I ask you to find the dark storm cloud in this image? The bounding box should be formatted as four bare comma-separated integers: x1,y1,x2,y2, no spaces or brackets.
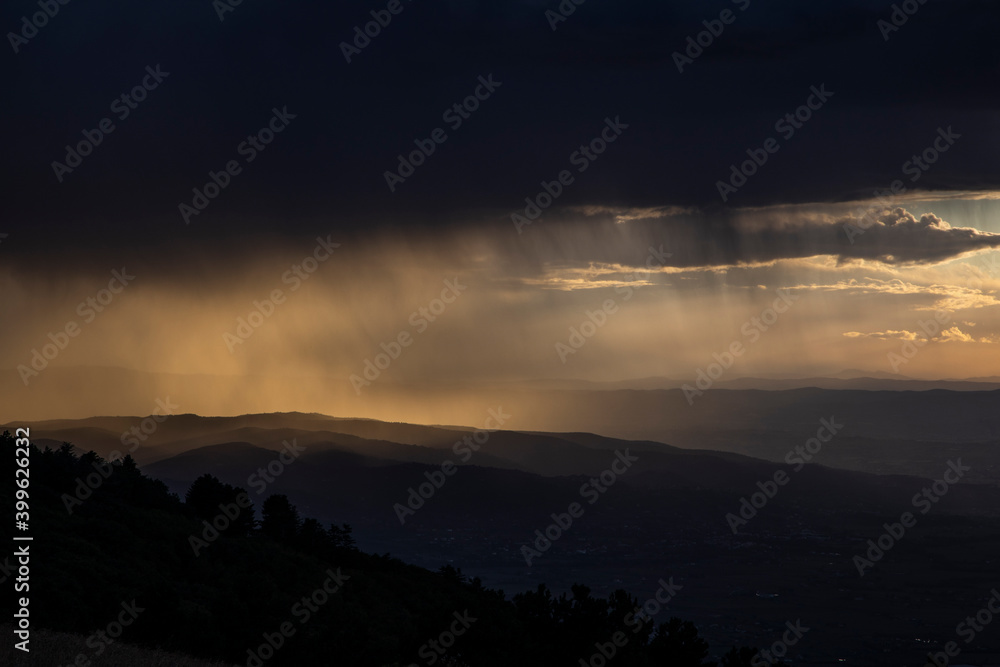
491,205,1000,276
2,0,999,257
729,208,1000,267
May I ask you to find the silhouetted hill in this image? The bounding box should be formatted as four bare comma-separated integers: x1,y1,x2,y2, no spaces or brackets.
9,386,1000,485
1,431,780,667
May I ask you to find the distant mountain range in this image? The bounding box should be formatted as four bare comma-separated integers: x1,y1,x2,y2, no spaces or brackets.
6,365,1000,424
8,376,1000,482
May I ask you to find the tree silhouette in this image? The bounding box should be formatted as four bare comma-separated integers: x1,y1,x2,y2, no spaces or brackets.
438,564,467,584
118,453,141,475
328,521,356,551
648,617,712,666
297,517,330,551
260,494,300,543
186,474,228,518
184,474,255,536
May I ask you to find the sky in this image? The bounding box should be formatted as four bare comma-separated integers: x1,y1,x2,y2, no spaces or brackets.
3,0,1000,420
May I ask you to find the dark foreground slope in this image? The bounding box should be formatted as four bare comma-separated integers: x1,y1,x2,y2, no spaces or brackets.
0,625,236,667
1,431,776,667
